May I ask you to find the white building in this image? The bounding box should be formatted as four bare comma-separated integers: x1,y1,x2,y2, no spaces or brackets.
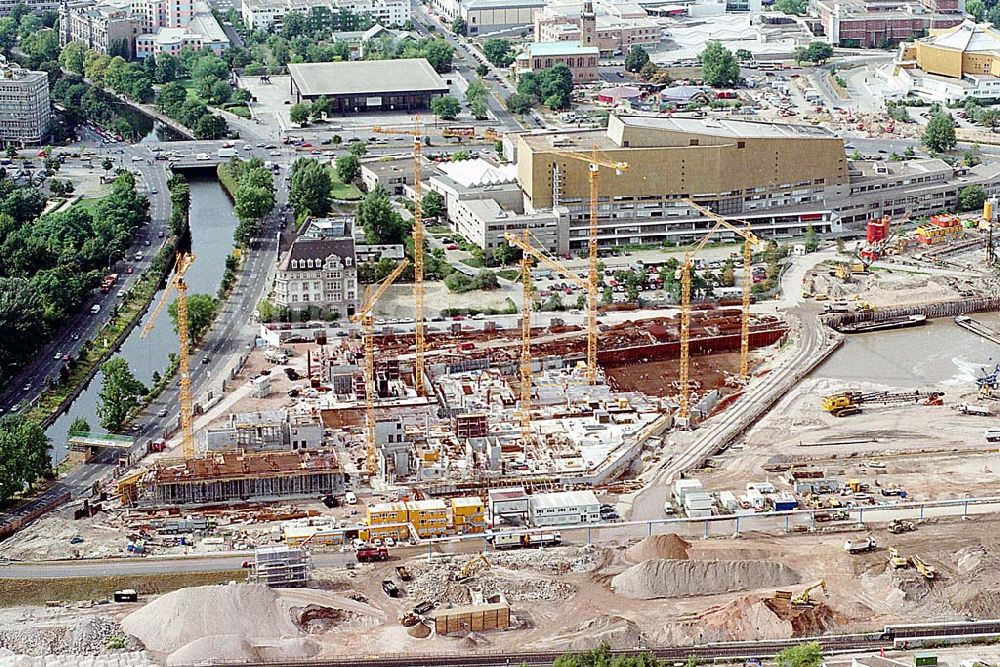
241,0,410,31
529,490,601,527
273,219,358,317
488,487,530,526
0,57,50,146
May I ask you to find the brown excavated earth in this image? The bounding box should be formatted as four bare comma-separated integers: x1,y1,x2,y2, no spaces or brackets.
624,535,691,563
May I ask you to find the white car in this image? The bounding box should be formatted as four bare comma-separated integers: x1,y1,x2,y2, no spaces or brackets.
196,153,209,161
384,537,396,548
351,538,368,551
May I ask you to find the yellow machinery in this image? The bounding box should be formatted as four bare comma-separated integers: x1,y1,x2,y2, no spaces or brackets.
888,547,909,569
504,230,592,441
910,555,936,579
372,120,429,396
888,518,915,534
547,147,628,386
454,554,491,580
141,252,196,458
821,392,862,417
790,579,828,607
680,202,761,423
350,258,411,475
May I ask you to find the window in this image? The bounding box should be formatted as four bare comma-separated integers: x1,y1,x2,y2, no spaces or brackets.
290,259,298,269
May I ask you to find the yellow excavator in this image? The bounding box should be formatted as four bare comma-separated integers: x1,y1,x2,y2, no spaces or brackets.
888,547,909,569
790,579,828,608
452,554,490,581
910,555,936,579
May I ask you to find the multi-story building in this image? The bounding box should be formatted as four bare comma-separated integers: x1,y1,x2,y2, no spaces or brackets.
0,0,58,14
516,114,847,249
241,0,409,31
534,0,663,56
60,0,227,56
0,57,50,146
516,1,599,82
450,497,485,533
201,410,324,453
366,500,409,540
813,0,961,48
405,499,449,538
889,19,1000,102
528,490,601,527
273,218,358,317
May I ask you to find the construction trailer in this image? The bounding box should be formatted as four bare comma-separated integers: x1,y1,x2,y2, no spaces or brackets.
247,545,312,587
139,450,345,506
431,601,512,635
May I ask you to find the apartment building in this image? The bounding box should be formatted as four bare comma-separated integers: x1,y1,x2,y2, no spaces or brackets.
273,218,358,317
241,0,409,31
0,57,50,146
0,0,57,14
60,0,140,56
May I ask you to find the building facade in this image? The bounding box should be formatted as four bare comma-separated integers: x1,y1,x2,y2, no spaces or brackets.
273,221,358,317
529,490,601,527
533,0,662,56
459,0,545,34
889,19,1000,102
60,0,140,57
241,0,409,30
814,0,961,48
0,57,50,146
517,2,599,82
288,59,448,112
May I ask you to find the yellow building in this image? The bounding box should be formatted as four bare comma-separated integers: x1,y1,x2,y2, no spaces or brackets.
406,499,449,538
366,501,410,541
903,20,1000,79
450,496,485,534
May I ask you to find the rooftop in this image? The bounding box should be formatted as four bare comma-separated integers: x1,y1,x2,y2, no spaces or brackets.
279,236,355,271
529,489,600,510
463,0,545,9
288,59,448,97
615,114,836,139
525,40,600,57
148,451,341,484
923,19,1000,53
435,157,517,187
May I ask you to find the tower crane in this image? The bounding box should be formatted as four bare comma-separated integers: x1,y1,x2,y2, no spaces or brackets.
371,119,429,397
546,146,628,385
141,252,196,458
350,258,411,475
678,201,761,423
503,230,592,441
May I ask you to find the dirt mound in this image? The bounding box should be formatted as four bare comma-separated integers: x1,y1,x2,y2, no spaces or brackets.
543,615,646,651
407,623,432,639
948,581,1000,617
122,584,299,655
611,559,800,600
694,595,793,642
764,600,841,636
624,535,691,563
293,605,377,633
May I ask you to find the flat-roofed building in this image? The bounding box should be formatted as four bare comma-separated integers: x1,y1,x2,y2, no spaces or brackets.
0,57,50,145
287,59,448,112
516,114,847,248
241,0,409,30
459,0,545,34
515,40,599,82
529,489,601,527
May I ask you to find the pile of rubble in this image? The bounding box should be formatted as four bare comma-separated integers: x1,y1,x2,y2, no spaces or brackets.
0,616,142,657
490,546,598,575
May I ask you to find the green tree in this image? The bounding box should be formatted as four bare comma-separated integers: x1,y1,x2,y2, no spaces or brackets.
451,16,467,35
959,184,986,212
168,293,218,342
625,45,650,73
773,0,807,14
431,95,461,119
97,357,146,432
465,80,489,120
506,92,533,114
310,95,332,119
347,141,368,157
804,223,819,252
978,107,1000,132
289,158,333,217
59,40,87,75
336,153,360,182
836,237,845,253
805,41,834,64
68,416,90,435
735,48,752,61
421,39,454,72
775,642,823,667
422,189,445,218
358,186,409,244
0,416,51,502
967,0,986,21
194,114,227,140
482,38,514,67
290,102,311,125
922,112,957,152
699,41,740,87
476,63,489,77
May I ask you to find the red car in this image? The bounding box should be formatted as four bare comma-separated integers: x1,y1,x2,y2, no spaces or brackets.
300,142,312,148
446,244,458,250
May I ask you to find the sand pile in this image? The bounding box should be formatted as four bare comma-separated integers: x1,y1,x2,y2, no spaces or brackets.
694,595,794,642
165,636,320,666
624,535,690,563
122,584,300,655
407,623,432,639
611,560,800,600
543,615,646,651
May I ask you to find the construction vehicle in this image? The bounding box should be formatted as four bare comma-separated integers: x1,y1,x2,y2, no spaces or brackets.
680,202,762,424
395,565,412,581
790,579,828,608
350,258,411,475
910,555,936,579
888,519,916,534
844,536,876,553
140,253,196,457
888,547,909,569
356,546,389,563
821,390,945,417
452,554,490,580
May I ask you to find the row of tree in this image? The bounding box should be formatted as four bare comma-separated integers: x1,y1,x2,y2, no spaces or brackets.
225,158,276,245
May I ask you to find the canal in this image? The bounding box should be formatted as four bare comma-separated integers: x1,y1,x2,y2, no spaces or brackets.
46,176,237,461
814,311,1000,389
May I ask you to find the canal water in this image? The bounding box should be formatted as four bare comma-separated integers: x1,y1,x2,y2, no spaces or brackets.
814,311,1000,389
46,176,237,461
137,121,186,144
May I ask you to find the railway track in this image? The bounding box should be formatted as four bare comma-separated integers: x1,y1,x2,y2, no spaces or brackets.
180,620,1000,667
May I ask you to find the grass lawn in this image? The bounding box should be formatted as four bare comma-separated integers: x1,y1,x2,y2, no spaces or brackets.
324,165,363,200
461,256,485,268
0,571,244,607
427,223,451,235
225,104,251,118
175,78,200,102
72,196,106,215
498,269,520,281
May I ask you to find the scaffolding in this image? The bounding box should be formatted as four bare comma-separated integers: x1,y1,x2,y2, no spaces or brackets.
247,545,312,587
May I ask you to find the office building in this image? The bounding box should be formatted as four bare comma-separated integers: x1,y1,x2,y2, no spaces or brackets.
0,57,50,146
273,218,358,317
287,59,448,112
528,490,601,527
241,0,409,31
813,0,961,49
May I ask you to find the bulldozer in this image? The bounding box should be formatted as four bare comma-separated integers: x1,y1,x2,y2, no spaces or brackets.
790,579,828,608
910,555,936,579
888,519,916,534
887,547,909,569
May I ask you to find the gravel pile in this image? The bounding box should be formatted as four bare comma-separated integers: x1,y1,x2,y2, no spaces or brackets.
624,535,690,563
407,554,579,604
0,616,137,657
612,559,801,600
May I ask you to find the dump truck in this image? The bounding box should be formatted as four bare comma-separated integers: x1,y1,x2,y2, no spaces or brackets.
844,536,876,553
822,390,945,417
888,519,915,534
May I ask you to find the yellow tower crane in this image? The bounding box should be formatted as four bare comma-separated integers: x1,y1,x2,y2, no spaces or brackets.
676,201,761,423
141,252,196,458
546,147,628,385
350,258,411,475
372,119,429,396
504,230,592,441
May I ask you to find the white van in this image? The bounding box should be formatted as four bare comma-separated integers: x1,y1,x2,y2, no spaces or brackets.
90,304,101,314
344,491,358,505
